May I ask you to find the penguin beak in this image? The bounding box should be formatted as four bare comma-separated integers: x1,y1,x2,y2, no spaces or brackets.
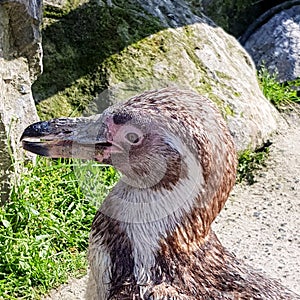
20,115,112,161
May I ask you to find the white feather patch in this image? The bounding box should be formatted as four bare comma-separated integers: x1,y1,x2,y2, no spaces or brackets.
99,134,205,284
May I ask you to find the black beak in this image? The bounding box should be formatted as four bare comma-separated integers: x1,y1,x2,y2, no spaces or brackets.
20,115,112,161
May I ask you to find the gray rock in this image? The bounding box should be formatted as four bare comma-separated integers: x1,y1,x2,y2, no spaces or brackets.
37,1,282,153
98,0,282,38
244,4,300,82
44,0,67,8
0,0,41,203
90,21,281,152
122,0,208,28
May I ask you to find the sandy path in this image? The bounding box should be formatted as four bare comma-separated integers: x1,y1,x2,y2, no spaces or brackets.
43,109,300,299
214,109,300,294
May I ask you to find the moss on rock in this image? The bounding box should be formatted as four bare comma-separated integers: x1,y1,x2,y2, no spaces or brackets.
33,0,163,118
34,0,280,151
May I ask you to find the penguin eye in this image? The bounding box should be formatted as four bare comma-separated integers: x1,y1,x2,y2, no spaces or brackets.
125,132,140,144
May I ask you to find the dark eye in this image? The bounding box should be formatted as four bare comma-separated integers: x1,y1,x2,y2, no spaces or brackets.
125,132,140,144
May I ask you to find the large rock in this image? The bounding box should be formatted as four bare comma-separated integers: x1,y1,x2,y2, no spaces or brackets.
130,0,289,37
0,0,41,203
34,1,281,153
95,23,280,152
34,0,285,119
243,4,300,82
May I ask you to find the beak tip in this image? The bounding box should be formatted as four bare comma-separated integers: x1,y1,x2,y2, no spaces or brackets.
20,121,51,141
20,133,25,142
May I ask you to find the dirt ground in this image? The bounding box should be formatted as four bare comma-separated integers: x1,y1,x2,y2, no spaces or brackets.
214,108,300,295
43,108,300,299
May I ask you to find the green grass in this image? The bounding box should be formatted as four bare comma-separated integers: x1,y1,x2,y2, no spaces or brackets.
0,151,270,299
237,67,300,184
237,142,271,185
258,67,300,108
0,158,118,299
